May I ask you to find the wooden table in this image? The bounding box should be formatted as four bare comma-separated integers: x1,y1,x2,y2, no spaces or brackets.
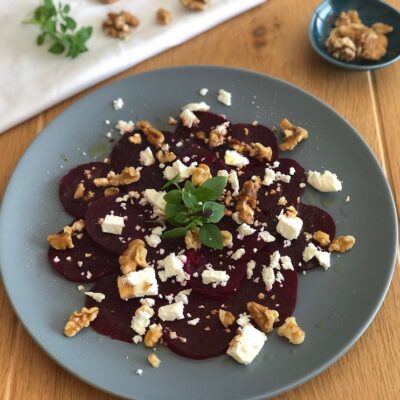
1,0,399,398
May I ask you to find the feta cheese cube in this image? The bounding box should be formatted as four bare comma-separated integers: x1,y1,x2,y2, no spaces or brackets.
224,150,249,168
131,305,154,335
158,301,184,321
217,89,232,106
258,231,276,242
157,253,188,283
118,268,158,299
139,147,155,166
307,170,342,192
276,213,303,240
142,189,166,217
237,223,256,238
163,159,193,182
144,226,164,248
280,255,294,270
201,268,230,286
181,102,210,112
302,243,331,269
180,109,199,128
262,168,276,186
101,214,125,235
227,324,267,365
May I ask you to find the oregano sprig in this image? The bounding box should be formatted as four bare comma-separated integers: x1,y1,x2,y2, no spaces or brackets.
161,175,228,250
24,0,93,58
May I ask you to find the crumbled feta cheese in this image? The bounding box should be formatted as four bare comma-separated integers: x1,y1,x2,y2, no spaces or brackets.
231,248,246,260
101,214,125,235
105,119,110,125
236,313,251,327
280,255,294,270
187,318,200,326
53,256,60,263
262,266,275,290
133,335,142,344
227,324,267,365
229,170,240,196
180,109,199,128
181,102,210,112
144,226,164,248
307,170,342,192
276,213,303,240
258,231,276,242
299,182,306,188
158,301,185,321
158,253,188,283
131,305,154,335
302,243,331,269
262,168,276,186
113,98,124,110
201,268,230,287
276,271,285,283
269,251,281,270
140,298,156,307
84,292,105,303
142,189,166,217
105,131,112,139
135,369,143,375
163,159,193,181
238,223,256,239
217,89,232,106
231,211,243,224
346,195,350,203
224,150,249,168
122,268,159,298
289,167,296,175
276,172,291,183
199,88,208,96
174,289,192,305
139,147,155,166
246,260,256,279
115,120,134,134
217,169,229,178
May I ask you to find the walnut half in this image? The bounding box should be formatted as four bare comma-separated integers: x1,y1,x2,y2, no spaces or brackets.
328,235,355,252
181,0,208,11
103,11,140,39
277,316,305,345
185,229,201,250
48,226,74,250
119,239,148,274
191,164,212,186
247,302,279,333
137,120,165,146
64,307,99,337
219,309,235,328
236,180,259,225
278,119,309,151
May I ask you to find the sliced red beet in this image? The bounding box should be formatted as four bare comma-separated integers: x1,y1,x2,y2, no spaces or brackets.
48,221,119,283
59,162,114,218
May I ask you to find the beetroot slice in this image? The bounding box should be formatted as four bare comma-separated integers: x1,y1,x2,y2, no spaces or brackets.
85,194,155,254
59,162,114,218
48,221,119,283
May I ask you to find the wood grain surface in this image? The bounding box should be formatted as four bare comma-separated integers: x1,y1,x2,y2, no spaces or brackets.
0,0,399,399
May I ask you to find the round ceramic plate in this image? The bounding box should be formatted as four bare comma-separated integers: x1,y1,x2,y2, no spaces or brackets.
0,66,397,400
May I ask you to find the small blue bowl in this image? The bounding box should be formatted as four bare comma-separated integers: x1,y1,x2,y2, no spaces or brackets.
309,0,400,70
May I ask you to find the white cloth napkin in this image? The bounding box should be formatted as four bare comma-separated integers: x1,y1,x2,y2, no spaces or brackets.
0,0,264,134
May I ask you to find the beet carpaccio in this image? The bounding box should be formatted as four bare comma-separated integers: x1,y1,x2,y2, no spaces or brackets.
49,102,355,367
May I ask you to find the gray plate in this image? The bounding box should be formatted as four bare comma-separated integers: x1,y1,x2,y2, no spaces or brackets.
0,66,397,400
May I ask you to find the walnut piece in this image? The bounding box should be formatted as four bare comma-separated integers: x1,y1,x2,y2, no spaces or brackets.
313,230,331,247
156,8,172,25
247,302,279,333
104,187,120,197
191,164,212,186
168,116,178,125
279,119,309,151
103,11,140,39
221,230,233,247
181,0,208,11
236,180,259,225
277,316,305,345
64,307,99,337
48,226,74,250
185,229,201,250
94,167,140,187
73,183,85,200
248,142,273,162
219,309,235,328
228,138,247,154
148,353,161,368
137,120,165,146
277,196,287,206
209,124,228,149
328,235,355,252
285,206,298,218
119,239,148,274
144,324,163,347
129,133,142,144
156,149,176,163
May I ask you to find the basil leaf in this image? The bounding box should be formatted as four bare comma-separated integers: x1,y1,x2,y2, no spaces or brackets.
164,190,182,204
161,227,188,239
65,16,77,31
161,174,181,190
182,190,198,209
174,211,191,224
48,41,65,54
203,201,225,223
193,186,215,202
165,202,186,219
200,176,227,201
184,180,196,194
199,224,223,250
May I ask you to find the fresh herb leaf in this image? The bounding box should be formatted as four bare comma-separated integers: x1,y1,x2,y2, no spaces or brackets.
200,176,228,201
165,202,186,219
164,190,182,204
24,0,92,59
161,174,181,190
161,227,188,239
199,224,223,250
193,186,215,202
202,201,225,223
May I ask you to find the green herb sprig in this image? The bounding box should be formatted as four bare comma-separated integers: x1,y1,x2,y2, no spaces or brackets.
24,0,93,58
161,175,228,250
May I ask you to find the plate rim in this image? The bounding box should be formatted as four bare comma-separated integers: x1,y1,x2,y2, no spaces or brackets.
0,65,398,399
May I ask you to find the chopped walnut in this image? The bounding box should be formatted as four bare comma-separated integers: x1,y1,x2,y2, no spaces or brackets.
129,133,142,144
64,307,99,337
148,353,161,368
277,196,287,206
94,167,140,187
248,142,273,162
371,22,394,35
156,8,172,25
219,309,235,328
228,138,247,154
181,0,208,11
209,126,227,149
247,302,279,333
185,229,201,250
168,116,178,125
144,324,163,347
277,316,305,345
48,226,74,250
73,183,85,200
191,164,212,186
313,230,331,247
196,131,207,141
279,119,309,151
334,10,361,26
156,149,176,163
285,206,298,218
221,230,233,247
328,235,356,252
236,181,259,225
71,219,85,232
104,187,120,197
83,191,94,202
103,11,140,39
137,120,165,146
119,239,148,274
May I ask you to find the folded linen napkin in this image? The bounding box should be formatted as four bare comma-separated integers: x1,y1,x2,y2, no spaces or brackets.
0,0,265,134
